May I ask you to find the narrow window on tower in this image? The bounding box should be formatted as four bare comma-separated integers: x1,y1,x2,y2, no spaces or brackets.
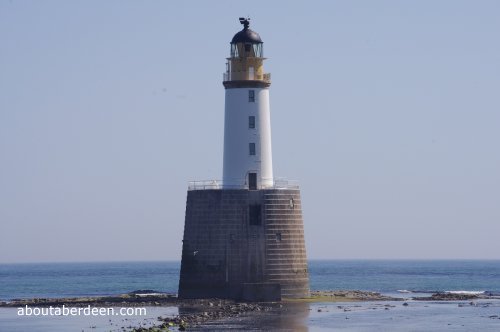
248,90,255,102
249,143,256,155
248,116,255,129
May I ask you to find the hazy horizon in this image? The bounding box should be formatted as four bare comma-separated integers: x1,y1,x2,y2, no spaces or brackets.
0,257,500,267
1,1,499,263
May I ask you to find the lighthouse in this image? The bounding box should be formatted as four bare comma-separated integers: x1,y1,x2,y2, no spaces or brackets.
178,18,310,301
222,17,273,190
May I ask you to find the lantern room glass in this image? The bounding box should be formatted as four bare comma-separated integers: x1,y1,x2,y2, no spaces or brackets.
230,42,263,58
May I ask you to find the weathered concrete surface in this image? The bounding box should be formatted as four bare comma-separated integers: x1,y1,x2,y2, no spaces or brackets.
178,189,310,300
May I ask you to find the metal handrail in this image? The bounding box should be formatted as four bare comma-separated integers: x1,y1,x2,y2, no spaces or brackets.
223,72,271,82
188,178,299,191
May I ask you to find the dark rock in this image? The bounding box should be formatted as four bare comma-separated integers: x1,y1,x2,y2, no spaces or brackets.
414,293,479,301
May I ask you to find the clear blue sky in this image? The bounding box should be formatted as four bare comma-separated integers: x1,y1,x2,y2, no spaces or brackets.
1,1,499,263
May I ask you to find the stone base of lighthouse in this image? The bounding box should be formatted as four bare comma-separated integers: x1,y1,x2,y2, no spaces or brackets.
178,188,310,301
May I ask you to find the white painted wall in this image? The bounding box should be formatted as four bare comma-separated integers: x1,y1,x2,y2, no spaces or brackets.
222,87,274,188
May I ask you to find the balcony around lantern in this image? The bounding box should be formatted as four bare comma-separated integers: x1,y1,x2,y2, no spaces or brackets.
223,71,271,83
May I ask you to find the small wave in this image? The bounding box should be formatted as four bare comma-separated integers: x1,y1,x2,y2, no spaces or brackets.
445,291,485,295
397,290,412,293
406,290,438,294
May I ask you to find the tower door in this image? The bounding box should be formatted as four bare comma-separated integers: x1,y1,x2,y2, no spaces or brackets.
248,173,257,190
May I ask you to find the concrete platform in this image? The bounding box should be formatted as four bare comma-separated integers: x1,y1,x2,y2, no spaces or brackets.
178,188,310,300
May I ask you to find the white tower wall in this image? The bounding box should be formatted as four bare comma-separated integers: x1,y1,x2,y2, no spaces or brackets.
223,87,273,188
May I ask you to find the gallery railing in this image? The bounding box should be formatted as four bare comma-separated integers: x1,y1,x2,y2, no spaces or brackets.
188,178,299,191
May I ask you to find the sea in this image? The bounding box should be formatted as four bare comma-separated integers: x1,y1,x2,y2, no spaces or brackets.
1,260,500,331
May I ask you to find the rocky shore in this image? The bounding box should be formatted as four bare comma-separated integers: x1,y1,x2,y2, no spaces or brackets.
307,290,401,302
0,291,178,308
0,290,400,331
148,301,274,331
3,290,499,331
0,289,400,308
412,292,498,301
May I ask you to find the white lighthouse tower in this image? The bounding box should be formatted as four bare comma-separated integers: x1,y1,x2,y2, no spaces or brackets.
222,18,273,189
179,18,310,301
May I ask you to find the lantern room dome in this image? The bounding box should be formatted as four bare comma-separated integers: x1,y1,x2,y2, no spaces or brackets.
231,18,262,44
231,28,262,44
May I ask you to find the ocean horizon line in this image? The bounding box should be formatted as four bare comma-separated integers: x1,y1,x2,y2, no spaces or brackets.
1,258,500,265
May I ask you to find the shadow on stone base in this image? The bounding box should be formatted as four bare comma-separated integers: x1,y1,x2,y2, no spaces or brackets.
242,283,281,302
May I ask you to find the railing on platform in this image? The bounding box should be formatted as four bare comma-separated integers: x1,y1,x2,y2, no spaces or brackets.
188,178,299,191
188,180,222,190
223,71,271,82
